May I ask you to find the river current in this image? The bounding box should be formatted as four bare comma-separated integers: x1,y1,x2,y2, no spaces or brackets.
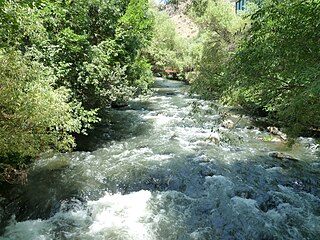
0,78,319,239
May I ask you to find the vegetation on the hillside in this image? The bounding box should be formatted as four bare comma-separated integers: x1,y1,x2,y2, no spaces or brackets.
227,0,320,136
146,2,193,79
187,0,244,97
168,0,320,137
0,0,154,174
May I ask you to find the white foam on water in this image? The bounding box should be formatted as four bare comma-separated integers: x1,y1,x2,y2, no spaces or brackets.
0,191,155,240
2,79,320,240
143,114,177,126
87,190,155,240
0,200,89,240
0,218,50,240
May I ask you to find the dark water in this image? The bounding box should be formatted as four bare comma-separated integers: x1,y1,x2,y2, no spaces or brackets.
0,78,319,240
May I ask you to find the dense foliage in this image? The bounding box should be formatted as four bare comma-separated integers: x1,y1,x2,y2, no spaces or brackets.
0,51,97,164
0,0,154,171
227,0,320,136
181,0,319,137
147,10,180,70
146,2,193,78
186,0,244,97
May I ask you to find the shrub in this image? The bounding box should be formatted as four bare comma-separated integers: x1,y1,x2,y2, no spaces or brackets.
0,51,98,165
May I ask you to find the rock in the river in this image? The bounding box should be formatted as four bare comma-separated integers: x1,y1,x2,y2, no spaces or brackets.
267,126,287,141
222,119,235,129
111,101,129,108
200,168,216,177
268,152,299,162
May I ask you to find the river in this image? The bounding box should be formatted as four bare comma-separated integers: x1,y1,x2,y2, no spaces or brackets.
0,78,319,239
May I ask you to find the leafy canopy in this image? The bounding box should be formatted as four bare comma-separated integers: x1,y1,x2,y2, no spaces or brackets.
228,0,320,135
0,50,98,165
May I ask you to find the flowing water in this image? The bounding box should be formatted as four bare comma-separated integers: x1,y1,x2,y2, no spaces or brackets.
0,78,319,240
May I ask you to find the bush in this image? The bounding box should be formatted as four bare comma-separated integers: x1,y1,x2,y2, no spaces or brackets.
146,5,192,75
0,51,98,165
0,0,155,172
228,0,320,135
188,0,244,97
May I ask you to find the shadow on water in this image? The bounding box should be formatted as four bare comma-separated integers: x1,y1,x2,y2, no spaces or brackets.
0,78,189,225
0,105,156,224
76,108,153,151
136,154,320,240
2,148,320,238
76,78,186,152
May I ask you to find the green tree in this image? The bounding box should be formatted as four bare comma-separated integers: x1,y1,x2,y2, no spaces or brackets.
146,2,194,79
187,0,244,96
0,51,98,165
78,39,133,108
0,0,155,173
116,0,154,92
228,0,320,135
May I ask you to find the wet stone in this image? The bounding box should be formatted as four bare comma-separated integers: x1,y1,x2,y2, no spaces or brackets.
222,119,235,129
199,168,216,177
256,194,279,212
235,187,256,199
268,152,299,162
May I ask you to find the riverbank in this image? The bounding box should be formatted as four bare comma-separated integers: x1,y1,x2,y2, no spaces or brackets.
0,79,319,239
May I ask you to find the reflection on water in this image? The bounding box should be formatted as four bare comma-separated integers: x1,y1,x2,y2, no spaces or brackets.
0,78,319,239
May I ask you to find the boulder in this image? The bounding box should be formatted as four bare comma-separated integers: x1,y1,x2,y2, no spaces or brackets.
268,152,299,162
267,126,287,141
222,119,235,129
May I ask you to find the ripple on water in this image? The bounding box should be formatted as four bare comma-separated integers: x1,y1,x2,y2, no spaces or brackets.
1,79,319,239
